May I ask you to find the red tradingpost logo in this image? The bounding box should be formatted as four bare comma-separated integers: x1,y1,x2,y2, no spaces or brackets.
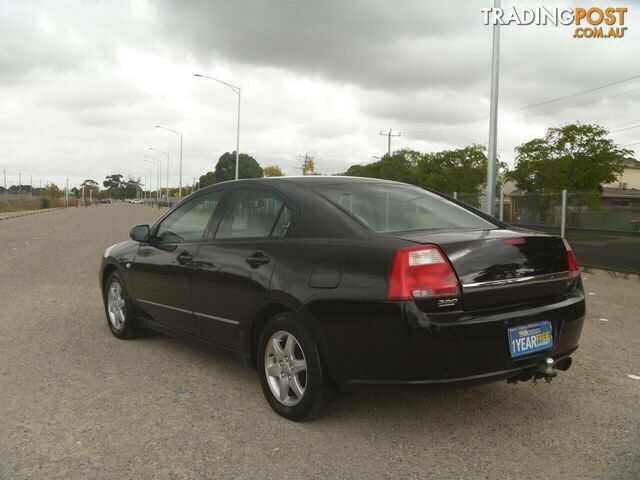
480,6,628,39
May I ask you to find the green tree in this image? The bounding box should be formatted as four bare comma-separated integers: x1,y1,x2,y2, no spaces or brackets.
41,183,62,208
81,179,100,194
122,177,142,199
214,152,263,182
103,174,125,198
264,165,284,177
344,149,419,184
199,171,216,188
415,145,498,206
344,147,493,206
506,124,629,193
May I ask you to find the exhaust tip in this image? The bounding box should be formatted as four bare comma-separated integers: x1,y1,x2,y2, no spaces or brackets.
554,357,572,371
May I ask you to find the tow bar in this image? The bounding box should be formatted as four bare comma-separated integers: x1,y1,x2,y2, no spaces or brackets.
507,357,572,385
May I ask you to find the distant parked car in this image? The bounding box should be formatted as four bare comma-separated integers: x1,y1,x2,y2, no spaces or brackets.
99,198,113,204
99,177,585,421
130,199,143,204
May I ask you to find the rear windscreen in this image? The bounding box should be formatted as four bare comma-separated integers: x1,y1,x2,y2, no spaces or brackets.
315,183,495,233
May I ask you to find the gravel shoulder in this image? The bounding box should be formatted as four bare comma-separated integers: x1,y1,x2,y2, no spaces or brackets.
0,204,638,479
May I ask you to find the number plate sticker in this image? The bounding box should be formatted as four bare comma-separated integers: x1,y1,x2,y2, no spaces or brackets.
508,321,553,358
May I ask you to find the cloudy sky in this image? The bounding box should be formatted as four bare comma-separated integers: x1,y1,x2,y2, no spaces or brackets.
1,0,639,190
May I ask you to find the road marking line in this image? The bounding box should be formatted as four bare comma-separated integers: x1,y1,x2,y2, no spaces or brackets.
628,374,640,380
599,318,609,322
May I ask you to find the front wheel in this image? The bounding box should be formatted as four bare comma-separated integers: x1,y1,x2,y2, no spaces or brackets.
257,313,332,421
103,271,142,339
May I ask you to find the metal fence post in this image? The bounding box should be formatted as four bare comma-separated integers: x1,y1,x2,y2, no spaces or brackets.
453,191,458,200
560,189,567,238
499,188,504,221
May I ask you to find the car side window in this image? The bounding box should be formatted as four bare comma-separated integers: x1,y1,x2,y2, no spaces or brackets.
216,189,290,239
155,191,224,243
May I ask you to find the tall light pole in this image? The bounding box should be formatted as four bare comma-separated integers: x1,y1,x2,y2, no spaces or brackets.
149,147,169,204
144,156,161,205
194,73,241,180
139,167,152,200
485,0,501,216
156,126,183,198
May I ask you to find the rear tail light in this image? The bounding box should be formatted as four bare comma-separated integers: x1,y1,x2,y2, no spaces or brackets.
387,245,459,300
563,239,580,279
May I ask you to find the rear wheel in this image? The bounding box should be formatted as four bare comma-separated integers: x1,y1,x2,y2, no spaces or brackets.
257,313,332,421
103,271,141,339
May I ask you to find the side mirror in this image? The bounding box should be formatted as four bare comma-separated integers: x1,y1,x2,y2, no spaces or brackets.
129,224,150,242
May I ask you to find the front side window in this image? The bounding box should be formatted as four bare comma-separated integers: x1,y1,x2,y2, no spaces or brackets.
315,183,495,233
155,191,224,243
216,189,291,239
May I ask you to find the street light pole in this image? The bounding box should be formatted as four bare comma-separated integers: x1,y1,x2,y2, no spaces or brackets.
155,126,184,198
144,156,161,206
139,167,151,201
149,147,169,205
194,73,241,180
485,0,501,216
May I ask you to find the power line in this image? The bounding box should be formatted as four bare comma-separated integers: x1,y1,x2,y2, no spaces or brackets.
314,73,640,157
509,86,640,122
610,123,640,134
509,73,640,112
399,73,640,133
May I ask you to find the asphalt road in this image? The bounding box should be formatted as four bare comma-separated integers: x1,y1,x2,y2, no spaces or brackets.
0,204,638,479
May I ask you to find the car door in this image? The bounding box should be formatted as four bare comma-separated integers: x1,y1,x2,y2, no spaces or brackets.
131,189,226,336
190,186,294,348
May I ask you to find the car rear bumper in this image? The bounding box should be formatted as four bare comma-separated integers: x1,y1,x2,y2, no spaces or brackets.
308,286,586,390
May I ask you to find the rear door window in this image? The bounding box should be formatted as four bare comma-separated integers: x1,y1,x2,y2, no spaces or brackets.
315,183,495,233
216,189,291,239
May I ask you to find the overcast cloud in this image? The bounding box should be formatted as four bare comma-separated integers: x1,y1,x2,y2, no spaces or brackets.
0,0,639,189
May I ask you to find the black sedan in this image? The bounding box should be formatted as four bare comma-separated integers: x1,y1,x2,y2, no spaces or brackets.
99,177,585,421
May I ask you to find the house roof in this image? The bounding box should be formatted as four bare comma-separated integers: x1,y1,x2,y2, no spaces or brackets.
602,186,640,198
622,158,640,169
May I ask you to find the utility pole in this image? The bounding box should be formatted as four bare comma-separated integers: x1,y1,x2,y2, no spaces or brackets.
379,129,401,157
30,174,33,199
485,0,501,216
3,169,6,189
65,178,69,206
18,172,21,192
297,153,316,175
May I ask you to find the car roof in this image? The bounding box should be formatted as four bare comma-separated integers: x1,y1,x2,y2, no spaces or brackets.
212,176,408,189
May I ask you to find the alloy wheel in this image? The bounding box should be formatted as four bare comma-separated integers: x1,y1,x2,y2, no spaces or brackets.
264,331,307,406
107,281,126,330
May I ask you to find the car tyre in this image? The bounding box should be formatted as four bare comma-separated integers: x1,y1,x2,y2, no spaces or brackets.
257,312,332,421
103,271,142,339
